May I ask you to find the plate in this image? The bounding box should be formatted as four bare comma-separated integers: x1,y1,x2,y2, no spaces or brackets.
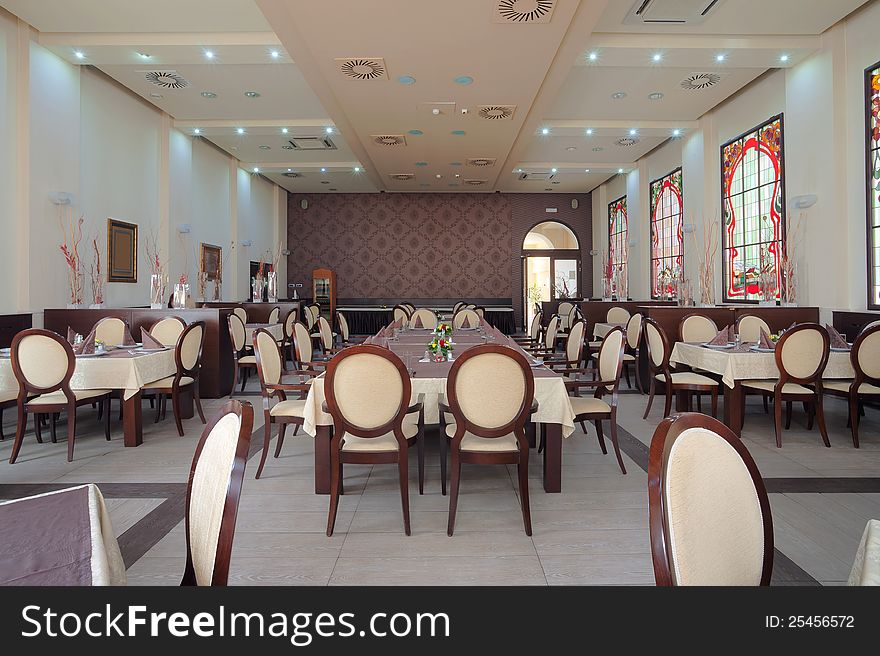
749,345,775,353
132,346,168,353
830,346,851,352
703,343,734,350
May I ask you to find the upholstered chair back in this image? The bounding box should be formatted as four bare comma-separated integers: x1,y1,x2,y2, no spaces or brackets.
625,313,643,349
254,329,283,387
12,329,73,391
228,314,246,352
606,306,631,324
178,322,205,373
293,322,314,364
94,317,127,346
267,307,280,324
777,324,829,382
737,315,771,343
528,311,543,340
284,310,297,339
232,307,247,326
393,305,410,325
337,312,350,341
151,316,186,347
411,308,439,329
543,314,560,348
681,314,718,343
452,309,479,329
317,316,334,349
565,320,586,364
558,301,573,330
855,324,880,380
599,327,625,383
326,348,408,433
644,319,667,369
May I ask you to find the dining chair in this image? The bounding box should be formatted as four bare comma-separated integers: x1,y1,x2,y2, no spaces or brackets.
474,306,486,320
252,328,310,479
311,315,341,355
525,314,560,356
393,304,411,326
680,314,719,343
452,308,479,330
141,321,207,437
180,399,253,586
643,318,718,419
267,306,280,325
280,309,298,369
558,301,574,331
232,306,248,326
149,315,187,347
324,345,425,536
308,304,322,329
336,311,364,346
823,323,880,448
410,308,439,330
228,314,256,393
513,310,543,349
607,306,631,325
452,301,466,315
567,326,627,474
543,319,586,374
648,413,773,586
94,317,129,347
621,312,644,390
741,323,831,448
737,315,772,343
443,344,535,536
8,329,112,463
292,321,330,374
303,305,317,330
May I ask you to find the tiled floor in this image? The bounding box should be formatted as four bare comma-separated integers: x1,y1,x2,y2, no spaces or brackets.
1,379,878,585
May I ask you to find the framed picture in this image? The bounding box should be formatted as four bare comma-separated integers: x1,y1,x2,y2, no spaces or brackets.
201,243,222,281
107,218,138,283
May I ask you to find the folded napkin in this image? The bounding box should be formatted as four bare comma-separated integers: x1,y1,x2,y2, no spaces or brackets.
413,315,423,329
67,327,80,345
140,327,165,350
826,323,849,349
707,326,731,346
377,337,389,349
121,324,137,346
461,316,471,329
73,326,98,355
758,328,776,350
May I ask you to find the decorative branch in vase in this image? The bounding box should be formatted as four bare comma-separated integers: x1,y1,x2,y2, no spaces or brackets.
88,235,104,308
267,244,282,302
781,211,806,306
59,207,85,308
690,215,719,307
145,231,168,308
252,253,266,302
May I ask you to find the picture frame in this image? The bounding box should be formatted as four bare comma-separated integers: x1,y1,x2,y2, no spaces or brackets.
201,243,222,281
107,218,138,283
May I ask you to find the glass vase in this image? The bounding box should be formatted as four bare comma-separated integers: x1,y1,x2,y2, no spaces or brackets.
172,283,190,309
252,277,266,302
267,271,278,303
602,276,612,302
782,261,798,306
212,278,222,301
150,273,167,309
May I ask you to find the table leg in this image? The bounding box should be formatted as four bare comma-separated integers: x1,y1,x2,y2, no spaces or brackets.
723,382,744,437
122,391,143,447
178,387,194,419
675,390,692,412
314,424,331,494
542,423,562,493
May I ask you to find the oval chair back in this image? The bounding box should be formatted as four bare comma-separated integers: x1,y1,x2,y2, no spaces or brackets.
181,399,254,586
737,315,771,343
452,308,479,329
625,313,643,350
284,309,298,341
393,305,411,325
775,323,829,384
565,319,586,367
176,321,206,381
474,306,485,319
337,311,351,342
597,327,626,386
410,308,438,330
644,317,670,374
254,328,284,389
150,316,187,347
304,305,318,330
648,412,773,586
543,314,560,349
11,329,75,399
853,323,880,386
94,317,128,346
267,307,280,324
680,314,718,343
232,307,247,326
607,306,631,325
558,301,574,330
452,302,466,314
528,311,543,341
228,314,247,354
316,315,334,350
292,321,315,366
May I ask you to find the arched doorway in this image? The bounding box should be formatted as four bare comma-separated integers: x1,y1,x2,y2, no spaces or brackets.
522,221,581,328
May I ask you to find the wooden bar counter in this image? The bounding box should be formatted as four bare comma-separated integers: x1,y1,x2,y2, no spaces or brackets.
198,300,300,324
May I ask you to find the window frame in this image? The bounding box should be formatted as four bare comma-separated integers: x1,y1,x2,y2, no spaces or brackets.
608,195,628,274
649,167,684,300
866,60,880,310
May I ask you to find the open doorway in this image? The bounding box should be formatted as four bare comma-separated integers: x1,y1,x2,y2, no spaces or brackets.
522,221,581,329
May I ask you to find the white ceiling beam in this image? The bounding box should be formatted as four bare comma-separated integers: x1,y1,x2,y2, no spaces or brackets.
543,119,700,130
588,32,820,50
240,162,362,169
38,31,281,47
173,119,331,129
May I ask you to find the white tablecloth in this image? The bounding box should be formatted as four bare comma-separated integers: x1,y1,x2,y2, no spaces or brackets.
669,342,855,389
593,322,623,340
246,323,283,343
0,350,176,400
848,519,880,586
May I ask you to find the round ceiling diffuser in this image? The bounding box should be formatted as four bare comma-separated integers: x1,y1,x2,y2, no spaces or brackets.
283,171,302,178
144,71,188,89
680,72,722,90
464,179,486,186
373,135,406,146
467,158,496,167
478,105,515,120
616,137,639,147
338,58,386,80
390,173,414,181
496,0,555,23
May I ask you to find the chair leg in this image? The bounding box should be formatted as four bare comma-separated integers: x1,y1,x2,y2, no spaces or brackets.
804,401,814,430
193,386,206,424
773,393,783,448
326,444,341,537
398,450,411,536
439,434,448,496
815,394,831,448
516,445,532,536
643,379,656,419
34,413,43,444
255,415,273,479
231,360,239,396
9,407,27,464
763,396,769,414
710,388,718,418
784,401,793,430
662,384,673,418
633,350,643,393
240,367,248,393
849,393,861,448
274,422,288,458
66,402,77,462
447,449,462,536
594,419,607,454
416,433,425,495
623,362,631,389
609,413,627,475
104,397,111,441
154,394,162,423
50,413,57,443
171,390,184,437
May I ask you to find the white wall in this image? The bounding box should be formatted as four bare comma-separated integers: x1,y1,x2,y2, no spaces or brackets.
0,25,287,316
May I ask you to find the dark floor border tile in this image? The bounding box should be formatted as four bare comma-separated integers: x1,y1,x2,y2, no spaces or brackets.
764,478,880,493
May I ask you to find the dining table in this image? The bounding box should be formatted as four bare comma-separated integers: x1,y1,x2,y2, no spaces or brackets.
669,341,855,436
302,326,576,494
0,484,125,585
0,346,179,447
848,519,880,586
593,322,623,340
246,322,283,343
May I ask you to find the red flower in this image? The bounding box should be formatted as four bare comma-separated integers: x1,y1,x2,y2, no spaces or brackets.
439,339,446,348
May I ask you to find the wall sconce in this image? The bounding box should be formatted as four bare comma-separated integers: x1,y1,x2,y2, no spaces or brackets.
240,240,253,247
589,249,599,256
682,224,695,234
791,194,817,209
48,192,74,205
178,224,191,234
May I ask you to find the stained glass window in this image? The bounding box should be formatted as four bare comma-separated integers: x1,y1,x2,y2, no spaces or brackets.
867,62,880,309
650,168,683,299
608,196,627,276
721,115,785,302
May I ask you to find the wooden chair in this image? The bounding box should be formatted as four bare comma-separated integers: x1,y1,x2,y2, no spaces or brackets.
558,301,574,332
232,306,248,326
94,317,129,347
393,304,411,326
253,328,309,479
513,310,543,349
568,326,627,474
149,315,187,346
452,301,466,315
311,315,343,356
281,309,298,368
142,321,207,436
607,306,631,325
267,306,280,325
8,329,111,463
410,308,439,330
336,311,365,346
228,314,256,394
443,344,535,536
452,308,479,329
181,399,253,586
742,323,831,448
544,319,586,374
474,306,486,320
524,314,560,357
324,345,425,536
643,318,718,419
680,313,719,343
306,304,321,330
292,321,330,374
648,412,773,586
737,315,771,343
824,323,880,448
621,312,643,390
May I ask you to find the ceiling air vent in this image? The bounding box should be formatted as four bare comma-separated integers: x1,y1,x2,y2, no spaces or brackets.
372,134,407,146
625,0,726,26
680,72,722,90
335,57,387,80
143,70,188,89
464,179,487,186
494,0,556,23
616,137,639,147
389,173,414,181
467,157,497,167
287,136,337,151
478,105,516,120
518,171,555,181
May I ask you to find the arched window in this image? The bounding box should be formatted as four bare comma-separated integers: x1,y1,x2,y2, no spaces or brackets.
522,221,580,328
523,221,579,250
608,196,627,274
721,115,785,302
650,168,683,299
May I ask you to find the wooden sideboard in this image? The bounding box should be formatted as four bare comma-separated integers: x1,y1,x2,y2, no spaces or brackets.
198,300,300,325
832,310,880,342
44,307,236,398
574,300,676,330
640,305,821,343
0,313,31,349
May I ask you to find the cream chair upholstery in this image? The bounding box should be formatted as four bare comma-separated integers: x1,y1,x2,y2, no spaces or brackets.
232,307,247,325
452,308,479,329
393,305,410,326
410,308,439,329
150,316,186,347
737,315,771,343
94,317,128,346
267,307,280,324
648,415,772,586
681,314,719,343
824,324,880,447
228,314,256,393
558,301,574,330
182,400,253,586
527,314,559,354
607,306,631,324
311,315,338,353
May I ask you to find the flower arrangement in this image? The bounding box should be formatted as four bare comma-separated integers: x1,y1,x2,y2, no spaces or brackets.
88,235,104,307
433,323,452,339
59,209,85,307
428,336,453,362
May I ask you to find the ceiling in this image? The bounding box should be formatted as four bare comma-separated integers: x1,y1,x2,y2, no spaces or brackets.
3,0,872,193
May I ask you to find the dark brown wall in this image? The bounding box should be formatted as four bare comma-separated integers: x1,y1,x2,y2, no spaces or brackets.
287,192,592,325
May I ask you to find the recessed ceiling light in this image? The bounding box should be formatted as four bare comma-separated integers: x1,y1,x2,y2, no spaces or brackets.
618,168,624,173
244,91,261,98
716,54,725,62
325,127,333,134
545,188,552,191
551,168,557,173
74,51,84,59
629,129,637,136
193,128,201,134
649,92,664,101
320,167,327,173
321,181,330,184
270,50,280,59
354,166,361,172
780,54,789,62
585,169,590,173
517,169,523,173
586,128,593,135
281,128,288,134
588,51,598,61
397,75,416,85
201,91,217,99
258,144,270,150
236,128,244,134
408,129,423,136
253,167,259,173
566,146,576,151
204,51,214,59
611,91,627,100
552,181,560,185
454,173,461,178
137,52,151,60
672,129,681,137
541,128,550,135
653,53,662,62
436,174,443,179
454,75,473,85
287,168,292,172
451,130,466,136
